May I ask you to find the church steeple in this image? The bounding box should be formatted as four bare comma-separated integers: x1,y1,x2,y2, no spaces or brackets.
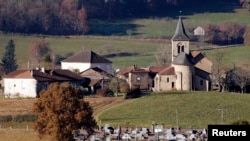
171,16,189,41
171,16,190,62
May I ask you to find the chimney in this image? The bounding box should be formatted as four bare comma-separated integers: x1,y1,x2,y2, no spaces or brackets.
30,70,33,76
41,67,45,73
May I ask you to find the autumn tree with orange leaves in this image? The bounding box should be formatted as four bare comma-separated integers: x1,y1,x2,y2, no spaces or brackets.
33,82,97,141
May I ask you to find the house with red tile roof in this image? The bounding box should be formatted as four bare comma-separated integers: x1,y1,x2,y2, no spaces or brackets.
61,49,113,74
117,65,150,90
3,68,89,98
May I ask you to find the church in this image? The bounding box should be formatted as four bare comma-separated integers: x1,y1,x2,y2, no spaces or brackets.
153,17,213,91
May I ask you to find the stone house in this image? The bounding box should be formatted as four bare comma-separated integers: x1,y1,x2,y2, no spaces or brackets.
117,65,150,90
79,67,113,93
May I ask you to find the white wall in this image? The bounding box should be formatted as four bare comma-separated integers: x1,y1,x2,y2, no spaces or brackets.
3,78,37,98
173,65,193,91
61,62,112,74
61,62,90,72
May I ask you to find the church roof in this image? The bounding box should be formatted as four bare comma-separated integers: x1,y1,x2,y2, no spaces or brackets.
171,16,190,41
158,66,175,75
61,49,112,63
172,52,193,66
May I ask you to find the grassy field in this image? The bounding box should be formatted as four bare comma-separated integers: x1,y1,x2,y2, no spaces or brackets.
1,91,250,140
0,6,250,70
97,91,250,129
1,34,249,70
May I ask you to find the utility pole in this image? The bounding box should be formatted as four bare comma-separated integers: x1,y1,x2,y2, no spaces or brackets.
176,109,179,129
218,108,226,124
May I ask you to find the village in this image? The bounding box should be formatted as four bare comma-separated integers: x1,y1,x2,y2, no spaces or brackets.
1,17,213,98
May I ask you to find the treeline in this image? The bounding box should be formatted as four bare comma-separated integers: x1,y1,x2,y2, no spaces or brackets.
0,0,244,35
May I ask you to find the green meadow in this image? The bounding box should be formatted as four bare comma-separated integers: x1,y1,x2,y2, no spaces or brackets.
97,91,250,129
0,6,250,70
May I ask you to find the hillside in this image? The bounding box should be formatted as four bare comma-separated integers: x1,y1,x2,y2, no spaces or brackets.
1,91,250,129
97,91,250,129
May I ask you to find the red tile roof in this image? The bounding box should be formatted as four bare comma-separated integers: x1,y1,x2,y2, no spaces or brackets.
148,66,168,73
117,65,148,75
158,66,175,75
4,69,84,82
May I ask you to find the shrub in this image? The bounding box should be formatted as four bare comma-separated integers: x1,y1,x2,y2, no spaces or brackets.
96,88,114,97
119,82,130,93
13,114,37,122
1,115,13,122
124,88,141,99
231,120,249,125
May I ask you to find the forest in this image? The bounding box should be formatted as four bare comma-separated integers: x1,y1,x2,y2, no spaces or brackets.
0,0,248,35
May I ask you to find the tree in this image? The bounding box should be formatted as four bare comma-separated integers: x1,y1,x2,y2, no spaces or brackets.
154,44,171,66
243,25,250,45
33,82,97,141
1,39,18,74
211,49,228,92
28,39,52,68
231,64,250,93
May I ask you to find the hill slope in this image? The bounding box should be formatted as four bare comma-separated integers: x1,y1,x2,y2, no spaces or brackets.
97,91,250,128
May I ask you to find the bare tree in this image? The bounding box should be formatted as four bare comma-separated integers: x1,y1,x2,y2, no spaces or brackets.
211,49,229,92
243,25,250,46
231,63,250,93
154,44,171,66
28,39,52,68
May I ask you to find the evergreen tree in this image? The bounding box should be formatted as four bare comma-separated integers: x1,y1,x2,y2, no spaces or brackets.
1,39,18,74
33,82,97,141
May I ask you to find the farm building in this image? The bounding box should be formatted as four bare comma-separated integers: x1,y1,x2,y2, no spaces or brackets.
3,68,89,98
61,49,113,74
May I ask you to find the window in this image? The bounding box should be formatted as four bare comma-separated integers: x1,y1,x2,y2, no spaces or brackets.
172,82,175,88
177,42,184,53
167,77,169,83
177,46,181,53
200,80,203,86
136,74,141,81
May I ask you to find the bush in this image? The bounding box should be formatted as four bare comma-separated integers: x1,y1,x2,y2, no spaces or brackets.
119,82,130,93
231,120,249,125
1,115,13,122
124,88,141,99
96,88,114,97
14,114,37,122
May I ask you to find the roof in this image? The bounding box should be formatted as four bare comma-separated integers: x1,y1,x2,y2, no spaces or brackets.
4,69,85,82
148,66,168,73
191,51,204,64
3,70,33,78
61,49,112,63
80,67,113,79
172,52,193,66
158,66,175,75
195,67,211,80
171,16,190,41
117,65,148,75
